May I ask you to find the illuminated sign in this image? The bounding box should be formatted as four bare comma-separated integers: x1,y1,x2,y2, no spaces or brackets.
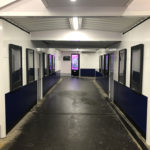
72,54,79,70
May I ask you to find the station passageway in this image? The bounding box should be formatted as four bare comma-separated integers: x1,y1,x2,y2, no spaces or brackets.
2,78,139,150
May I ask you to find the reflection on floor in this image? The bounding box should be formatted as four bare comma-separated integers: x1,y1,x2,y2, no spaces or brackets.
2,78,139,150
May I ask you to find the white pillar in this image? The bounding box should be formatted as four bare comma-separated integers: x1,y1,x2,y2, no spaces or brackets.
0,20,6,138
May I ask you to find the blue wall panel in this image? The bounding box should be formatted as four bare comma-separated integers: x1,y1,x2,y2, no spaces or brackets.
114,81,147,137
96,76,109,94
5,81,37,133
80,69,95,77
96,71,103,77
43,71,60,96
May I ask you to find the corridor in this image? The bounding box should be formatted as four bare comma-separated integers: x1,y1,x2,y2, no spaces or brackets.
2,78,139,150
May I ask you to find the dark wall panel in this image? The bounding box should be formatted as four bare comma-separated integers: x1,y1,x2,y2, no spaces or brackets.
43,71,60,96
80,69,95,77
114,81,147,137
96,76,109,94
5,81,37,133
96,71,103,77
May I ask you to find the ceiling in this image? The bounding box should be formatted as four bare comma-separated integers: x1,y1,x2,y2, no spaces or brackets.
38,40,120,48
0,0,150,17
57,48,98,52
0,0,19,9
4,16,147,33
42,0,132,7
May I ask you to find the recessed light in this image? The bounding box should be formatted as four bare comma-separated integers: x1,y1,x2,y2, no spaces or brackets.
72,17,79,30
70,0,76,2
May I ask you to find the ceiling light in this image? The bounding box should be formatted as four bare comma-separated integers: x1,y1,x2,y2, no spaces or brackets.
72,17,79,30
70,0,76,2
69,17,82,31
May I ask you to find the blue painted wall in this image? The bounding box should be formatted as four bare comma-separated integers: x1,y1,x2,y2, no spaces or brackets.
43,71,60,96
80,69,95,77
96,71,103,77
114,81,147,137
5,81,37,133
96,76,109,94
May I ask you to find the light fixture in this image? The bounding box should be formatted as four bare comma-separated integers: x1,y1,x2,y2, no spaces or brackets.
72,17,79,30
69,17,82,31
70,0,76,2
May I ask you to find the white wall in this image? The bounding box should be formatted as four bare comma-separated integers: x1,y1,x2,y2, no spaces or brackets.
31,30,121,41
113,19,150,145
60,51,72,76
0,19,43,138
80,53,99,70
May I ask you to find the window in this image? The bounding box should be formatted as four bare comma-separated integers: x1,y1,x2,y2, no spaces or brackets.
99,56,101,72
104,54,109,76
48,54,52,75
130,44,144,93
43,53,48,77
118,49,126,85
53,55,55,72
26,49,35,84
9,44,22,91
101,55,104,74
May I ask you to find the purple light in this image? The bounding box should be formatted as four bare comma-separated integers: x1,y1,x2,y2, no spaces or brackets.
72,54,79,70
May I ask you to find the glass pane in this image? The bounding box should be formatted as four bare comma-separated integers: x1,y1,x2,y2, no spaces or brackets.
110,54,114,73
10,45,22,91
119,50,126,85
48,54,52,74
105,55,109,71
99,56,101,72
53,55,55,71
27,49,34,83
104,54,109,76
131,48,142,92
101,56,104,73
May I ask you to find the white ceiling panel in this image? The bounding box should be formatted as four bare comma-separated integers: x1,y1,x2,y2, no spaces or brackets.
42,0,132,7
5,17,70,32
5,16,147,33
82,17,146,32
0,0,19,8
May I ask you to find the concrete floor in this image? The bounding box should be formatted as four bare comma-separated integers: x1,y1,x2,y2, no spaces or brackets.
2,78,139,150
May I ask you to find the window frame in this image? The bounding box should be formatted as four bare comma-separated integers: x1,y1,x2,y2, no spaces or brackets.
26,48,35,84
101,55,104,74
9,44,23,91
130,44,144,93
118,49,127,85
104,54,109,77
